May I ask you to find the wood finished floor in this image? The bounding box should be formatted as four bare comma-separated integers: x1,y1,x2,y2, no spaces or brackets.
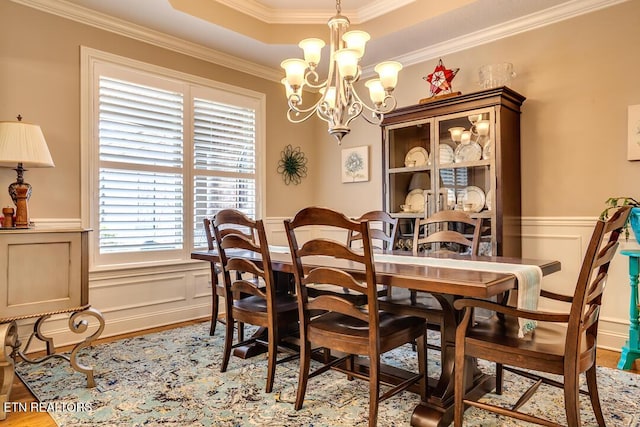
3,318,639,427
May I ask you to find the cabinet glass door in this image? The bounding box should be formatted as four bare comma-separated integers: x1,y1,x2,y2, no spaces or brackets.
385,120,433,216
436,109,495,255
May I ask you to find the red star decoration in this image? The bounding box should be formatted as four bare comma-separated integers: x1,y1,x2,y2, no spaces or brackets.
423,59,459,96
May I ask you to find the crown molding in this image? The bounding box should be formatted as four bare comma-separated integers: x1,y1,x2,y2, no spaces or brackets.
10,0,283,82
12,0,628,83
364,0,628,74
215,0,414,24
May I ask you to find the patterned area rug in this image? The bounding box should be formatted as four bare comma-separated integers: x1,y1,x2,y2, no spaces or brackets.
15,321,639,426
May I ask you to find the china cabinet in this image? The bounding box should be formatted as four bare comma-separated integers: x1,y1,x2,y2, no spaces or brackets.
381,87,525,257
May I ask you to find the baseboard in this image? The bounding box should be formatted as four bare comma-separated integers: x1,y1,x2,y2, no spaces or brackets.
16,304,212,354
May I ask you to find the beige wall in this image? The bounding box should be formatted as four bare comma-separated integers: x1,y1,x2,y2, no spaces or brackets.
315,0,640,218
0,1,317,219
2,1,640,219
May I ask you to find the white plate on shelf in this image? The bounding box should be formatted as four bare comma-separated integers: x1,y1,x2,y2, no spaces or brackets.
404,188,425,212
461,186,486,213
485,189,492,210
454,141,482,163
404,147,429,167
439,144,454,164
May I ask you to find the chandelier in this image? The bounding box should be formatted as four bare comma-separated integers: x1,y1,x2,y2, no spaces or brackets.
280,0,402,143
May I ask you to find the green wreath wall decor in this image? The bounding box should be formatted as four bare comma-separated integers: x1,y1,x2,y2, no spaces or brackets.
277,144,308,185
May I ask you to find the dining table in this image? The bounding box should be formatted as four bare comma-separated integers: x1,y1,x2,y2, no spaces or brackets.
191,246,560,427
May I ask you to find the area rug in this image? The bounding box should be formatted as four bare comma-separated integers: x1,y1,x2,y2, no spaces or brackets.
15,321,639,426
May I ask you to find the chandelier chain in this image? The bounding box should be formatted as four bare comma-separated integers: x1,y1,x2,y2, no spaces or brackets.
336,0,341,14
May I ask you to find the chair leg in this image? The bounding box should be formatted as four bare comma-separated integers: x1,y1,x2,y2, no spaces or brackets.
295,340,311,410
496,362,503,395
368,354,380,427
265,326,277,393
453,343,466,426
220,311,234,373
238,322,245,343
346,354,355,381
209,292,219,336
563,369,582,426
585,364,606,426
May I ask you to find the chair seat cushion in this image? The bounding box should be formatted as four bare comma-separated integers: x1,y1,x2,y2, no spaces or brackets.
308,311,426,354
466,314,593,372
234,294,298,314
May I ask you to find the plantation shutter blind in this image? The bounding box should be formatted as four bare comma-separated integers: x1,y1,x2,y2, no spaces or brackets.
98,76,184,254
192,98,256,247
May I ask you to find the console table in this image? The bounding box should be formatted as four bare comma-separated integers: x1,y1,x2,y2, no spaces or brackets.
0,228,105,420
618,249,640,370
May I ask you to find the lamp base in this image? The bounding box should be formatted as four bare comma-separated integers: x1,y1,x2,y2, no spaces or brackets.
8,163,32,205
13,186,30,228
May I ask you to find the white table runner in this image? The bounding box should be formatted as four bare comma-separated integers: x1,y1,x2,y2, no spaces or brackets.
374,254,542,337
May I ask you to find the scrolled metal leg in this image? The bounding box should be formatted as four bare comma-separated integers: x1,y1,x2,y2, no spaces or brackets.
68,307,105,388
17,306,105,389
1,321,18,421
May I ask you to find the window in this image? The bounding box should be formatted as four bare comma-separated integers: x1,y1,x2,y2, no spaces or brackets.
82,48,265,268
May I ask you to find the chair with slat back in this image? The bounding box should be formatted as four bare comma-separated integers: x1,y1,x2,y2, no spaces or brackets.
413,209,481,256
213,209,299,393
347,210,398,251
284,206,427,427
380,210,482,338
307,210,396,305
453,205,631,427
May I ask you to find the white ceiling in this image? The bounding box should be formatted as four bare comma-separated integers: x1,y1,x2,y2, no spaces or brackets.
15,0,626,80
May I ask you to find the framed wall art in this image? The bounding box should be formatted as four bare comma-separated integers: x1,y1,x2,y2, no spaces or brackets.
341,145,369,183
628,104,640,160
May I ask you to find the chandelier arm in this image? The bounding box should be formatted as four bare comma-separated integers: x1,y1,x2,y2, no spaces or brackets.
303,70,327,90
286,107,321,124
287,95,325,115
351,88,398,115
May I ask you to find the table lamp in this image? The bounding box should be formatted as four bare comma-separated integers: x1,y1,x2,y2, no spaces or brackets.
0,115,55,227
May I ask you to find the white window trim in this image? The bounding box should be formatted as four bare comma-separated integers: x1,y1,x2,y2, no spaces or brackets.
80,46,266,271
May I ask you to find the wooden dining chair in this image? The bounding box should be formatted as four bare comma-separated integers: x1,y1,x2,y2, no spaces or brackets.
453,205,631,427
347,210,398,251
412,209,481,256
213,209,298,393
308,210,397,305
380,209,482,331
284,206,427,427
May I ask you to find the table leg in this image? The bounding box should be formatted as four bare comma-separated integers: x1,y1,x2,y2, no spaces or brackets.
410,295,495,427
0,321,18,420
618,253,640,370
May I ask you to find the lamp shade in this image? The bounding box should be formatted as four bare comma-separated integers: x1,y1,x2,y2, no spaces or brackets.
0,121,54,168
